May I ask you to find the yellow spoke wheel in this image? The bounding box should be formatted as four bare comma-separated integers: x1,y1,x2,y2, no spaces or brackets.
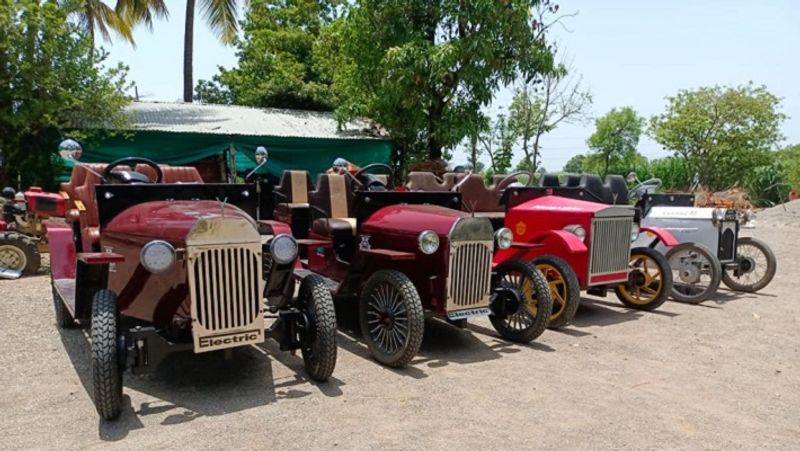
615,247,672,311
533,256,581,329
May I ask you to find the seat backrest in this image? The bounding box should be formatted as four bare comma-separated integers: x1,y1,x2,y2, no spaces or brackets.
456,174,502,212
134,164,204,184
604,174,629,204
406,172,452,191
490,174,520,190
60,165,90,200
579,174,609,203
540,173,561,187
309,174,354,219
565,174,582,187
276,170,312,203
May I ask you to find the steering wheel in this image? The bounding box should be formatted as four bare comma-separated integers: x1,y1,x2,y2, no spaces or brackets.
496,171,534,189
353,163,394,190
102,157,163,183
629,178,661,199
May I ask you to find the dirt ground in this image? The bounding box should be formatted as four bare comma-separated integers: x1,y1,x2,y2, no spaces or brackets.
1,222,798,450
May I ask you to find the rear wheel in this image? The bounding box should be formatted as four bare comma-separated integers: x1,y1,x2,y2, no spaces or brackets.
666,243,722,303
721,237,777,293
91,290,123,420
615,247,672,311
52,281,76,328
533,256,581,329
359,270,424,368
297,275,337,381
0,232,40,275
490,260,552,342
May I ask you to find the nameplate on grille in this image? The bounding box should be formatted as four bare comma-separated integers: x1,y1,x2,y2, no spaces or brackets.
447,307,491,321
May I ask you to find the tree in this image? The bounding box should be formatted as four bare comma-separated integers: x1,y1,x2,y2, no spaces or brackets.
562,154,585,173
0,0,131,188
195,0,341,110
587,107,645,177
508,64,591,171
332,0,563,164
183,0,239,102
61,0,168,48
649,83,786,191
479,114,515,174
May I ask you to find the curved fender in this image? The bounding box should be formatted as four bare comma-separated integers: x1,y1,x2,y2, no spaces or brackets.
641,226,679,247
257,219,293,237
45,221,76,279
531,229,589,255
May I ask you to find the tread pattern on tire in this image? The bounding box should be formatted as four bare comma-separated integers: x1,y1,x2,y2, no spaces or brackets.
359,270,424,368
490,259,553,343
533,255,581,329
615,247,673,311
91,289,123,420
298,274,337,381
666,242,721,303
0,231,40,274
721,237,777,293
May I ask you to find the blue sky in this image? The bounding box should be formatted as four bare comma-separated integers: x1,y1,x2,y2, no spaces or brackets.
105,0,800,171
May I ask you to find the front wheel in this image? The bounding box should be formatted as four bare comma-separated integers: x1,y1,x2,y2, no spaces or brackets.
490,260,553,343
666,243,722,303
359,270,424,368
91,289,123,420
615,247,672,311
533,255,581,329
297,275,337,381
721,237,777,293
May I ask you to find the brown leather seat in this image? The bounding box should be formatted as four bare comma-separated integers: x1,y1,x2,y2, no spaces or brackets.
274,170,312,214
454,174,503,213
406,172,453,191
135,164,204,183
308,174,357,237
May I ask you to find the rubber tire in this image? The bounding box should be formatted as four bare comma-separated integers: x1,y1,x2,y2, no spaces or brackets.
52,281,76,328
490,259,553,343
666,243,722,304
615,247,673,311
297,275,338,382
91,290,123,420
721,237,777,293
359,270,424,368
532,255,581,329
0,231,40,275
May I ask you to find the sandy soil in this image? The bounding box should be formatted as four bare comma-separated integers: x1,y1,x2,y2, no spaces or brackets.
0,223,798,450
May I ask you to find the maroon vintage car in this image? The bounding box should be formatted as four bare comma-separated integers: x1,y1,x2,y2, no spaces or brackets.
48,142,337,420
274,163,553,368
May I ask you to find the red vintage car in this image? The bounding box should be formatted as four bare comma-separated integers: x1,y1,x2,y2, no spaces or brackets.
407,171,677,329
49,142,337,420
273,163,553,368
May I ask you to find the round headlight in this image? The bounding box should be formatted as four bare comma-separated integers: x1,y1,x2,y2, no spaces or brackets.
630,223,640,242
564,224,586,242
495,227,513,249
140,240,176,274
270,234,298,265
418,230,440,255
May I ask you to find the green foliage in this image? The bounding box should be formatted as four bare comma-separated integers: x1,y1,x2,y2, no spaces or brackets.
196,0,341,110
586,107,645,177
642,157,691,191
332,0,558,162
776,144,800,190
649,83,786,191
479,114,515,174
562,154,585,173
0,0,131,188
746,159,790,207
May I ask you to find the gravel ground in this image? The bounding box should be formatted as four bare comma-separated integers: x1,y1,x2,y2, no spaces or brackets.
0,224,797,450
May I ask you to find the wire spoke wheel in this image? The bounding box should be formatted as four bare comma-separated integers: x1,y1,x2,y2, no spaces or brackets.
721,237,777,293
666,243,721,303
359,270,424,368
490,260,552,342
615,247,672,311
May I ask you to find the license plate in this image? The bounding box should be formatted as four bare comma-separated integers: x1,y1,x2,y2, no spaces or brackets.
447,307,491,321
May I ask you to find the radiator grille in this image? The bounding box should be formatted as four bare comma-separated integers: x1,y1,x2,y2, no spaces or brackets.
589,217,633,277
718,223,736,262
446,241,493,310
190,246,261,332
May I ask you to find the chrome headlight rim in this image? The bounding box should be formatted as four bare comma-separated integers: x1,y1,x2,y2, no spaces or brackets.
563,224,587,242
417,230,440,255
630,223,640,242
270,233,299,265
495,227,513,249
140,240,176,274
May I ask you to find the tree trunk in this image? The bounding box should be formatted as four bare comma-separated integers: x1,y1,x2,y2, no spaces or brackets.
183,0,196,103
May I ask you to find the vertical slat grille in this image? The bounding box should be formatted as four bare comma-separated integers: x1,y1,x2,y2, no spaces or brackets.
192,246,261,332
719,224,736,261
447,241,493,309
589,217,632,276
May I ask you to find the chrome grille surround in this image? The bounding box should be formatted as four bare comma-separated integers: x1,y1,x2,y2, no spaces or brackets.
445,217,494,312
186,217,264,353
588,207,635,284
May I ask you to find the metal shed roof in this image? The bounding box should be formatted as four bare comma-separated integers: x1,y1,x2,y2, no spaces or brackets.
125,101,388,140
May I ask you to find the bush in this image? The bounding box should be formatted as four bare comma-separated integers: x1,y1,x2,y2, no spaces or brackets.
643,157,692,191
745,159,790,207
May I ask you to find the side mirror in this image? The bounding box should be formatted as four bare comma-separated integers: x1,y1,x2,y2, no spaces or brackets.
58,139,83,161
255,146,268,164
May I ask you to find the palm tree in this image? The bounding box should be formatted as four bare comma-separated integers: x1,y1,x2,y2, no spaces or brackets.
62,0,168,48
183,0,238,102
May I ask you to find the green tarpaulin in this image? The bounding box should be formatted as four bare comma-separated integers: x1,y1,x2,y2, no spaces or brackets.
73,130,393,180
